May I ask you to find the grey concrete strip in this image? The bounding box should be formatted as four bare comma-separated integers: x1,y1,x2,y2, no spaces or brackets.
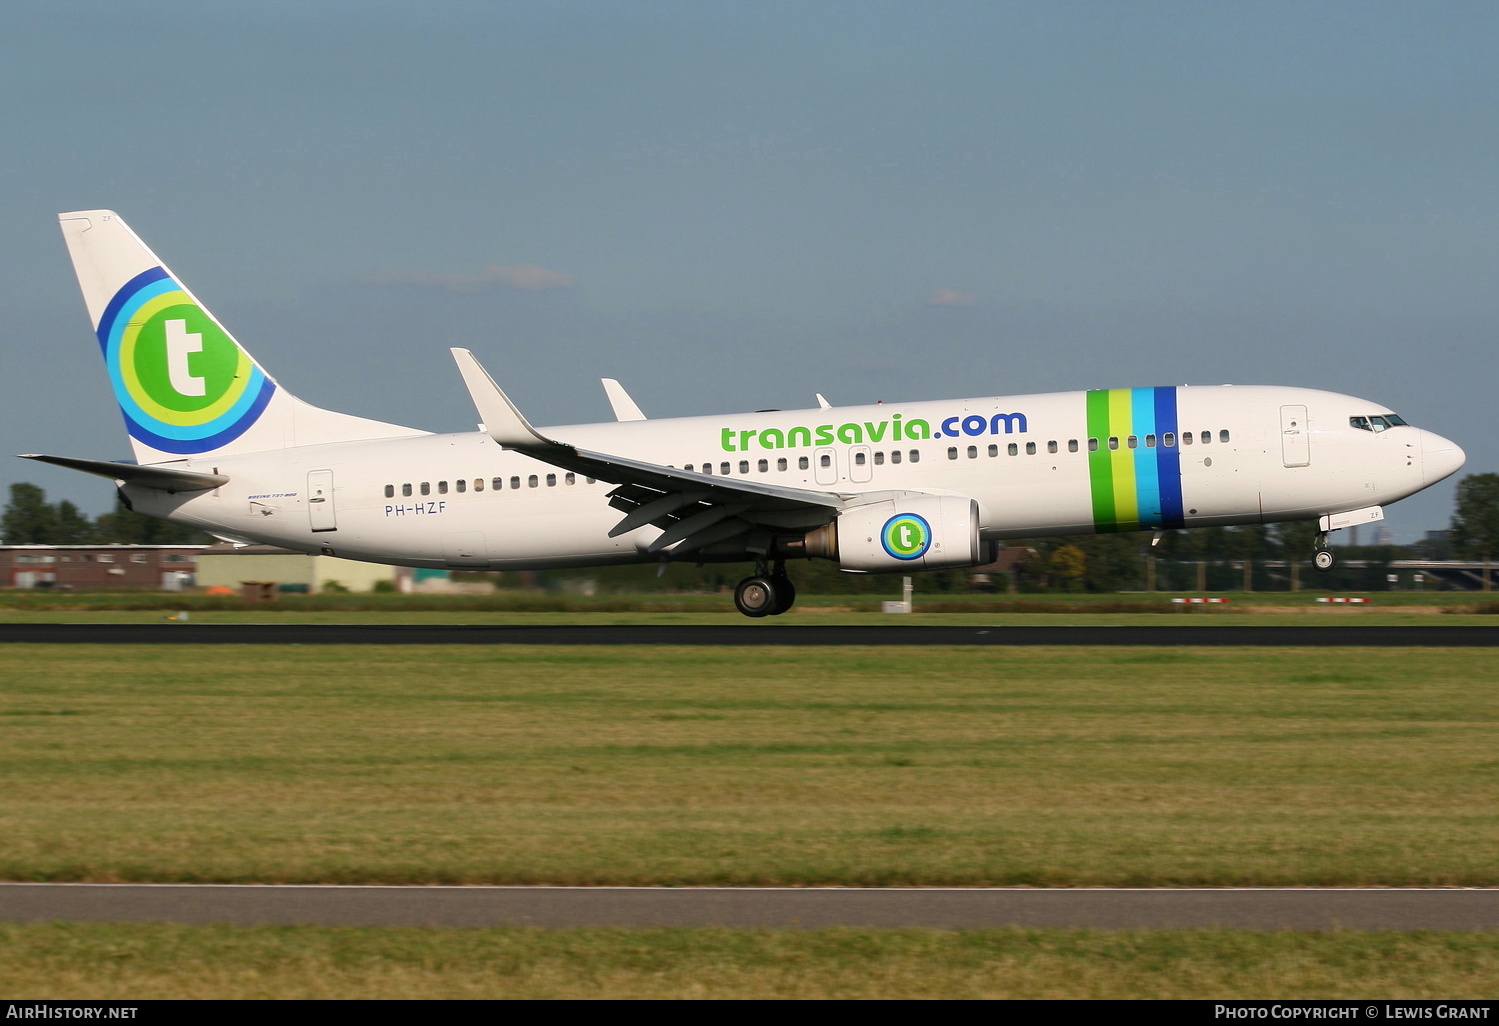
3,885,1498,930
2,624,1499,645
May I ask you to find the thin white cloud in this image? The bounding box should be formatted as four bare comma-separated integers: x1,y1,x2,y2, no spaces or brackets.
361,264,576,292
926,288,977,307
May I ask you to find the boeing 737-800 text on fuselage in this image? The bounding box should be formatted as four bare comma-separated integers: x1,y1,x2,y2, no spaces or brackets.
25,211,1466,615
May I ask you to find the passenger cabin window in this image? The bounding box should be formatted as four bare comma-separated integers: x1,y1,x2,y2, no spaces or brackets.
402,483,413,496
1163,432,1175,447
1068,439,1079,452
874,452,885,465
1026,442,1036,455
1088,438,1098,452
492,478,502,490
1219,429,1230,443
420,482,431,496
384,485,394,498
818,455,831,469
758,459,768,472
438,481,449,494
510,476,521,489
739,460,749,474
967,446,977,459
909,450,920,463
566,473,576,485
546,474,556,486
948,447,958,460
799,456,810,469
854,452,867,466
721,462,731,475
1048,440,1058,454
1182,432,1193,445
1145,434,1156,448
528,475,538,488
890,450,902,464
701,463,711,474
1126,436,1137,449
1008,443,1018,456
474,479,483,492
1200,431,1211,444
988,444,998,457
1108,437,1119,451
455,480,466,493
777,458,788,471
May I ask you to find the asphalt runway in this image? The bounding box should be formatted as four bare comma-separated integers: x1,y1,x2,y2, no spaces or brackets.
3,885,1497,930
2,624,1499,645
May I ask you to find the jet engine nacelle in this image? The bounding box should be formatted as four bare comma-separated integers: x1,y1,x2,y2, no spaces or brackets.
805,494,981,572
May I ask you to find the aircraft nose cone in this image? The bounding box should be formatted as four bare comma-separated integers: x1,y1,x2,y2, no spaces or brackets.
1421,430,1466,487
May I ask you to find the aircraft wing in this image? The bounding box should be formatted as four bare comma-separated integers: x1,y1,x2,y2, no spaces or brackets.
452,349,905,556
18,453,228,492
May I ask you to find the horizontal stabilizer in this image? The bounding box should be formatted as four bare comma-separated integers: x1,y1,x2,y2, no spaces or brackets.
18,454,228,492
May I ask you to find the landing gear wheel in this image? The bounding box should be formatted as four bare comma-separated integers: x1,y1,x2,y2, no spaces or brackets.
1313,549,1336,573
734,576,777,618
769,577,797,615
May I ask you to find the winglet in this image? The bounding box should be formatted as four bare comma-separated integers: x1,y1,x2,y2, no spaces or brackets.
816,393,831,410
601,378,647,421
450,348,558,450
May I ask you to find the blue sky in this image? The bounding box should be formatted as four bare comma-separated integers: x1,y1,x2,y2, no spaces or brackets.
3,1,1496,540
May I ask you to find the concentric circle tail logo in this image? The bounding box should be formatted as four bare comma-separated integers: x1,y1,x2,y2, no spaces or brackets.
95,267,275,454
881,513,932,561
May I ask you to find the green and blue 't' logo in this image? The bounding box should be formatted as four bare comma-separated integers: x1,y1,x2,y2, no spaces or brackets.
96,267,274,454
881,513,932,560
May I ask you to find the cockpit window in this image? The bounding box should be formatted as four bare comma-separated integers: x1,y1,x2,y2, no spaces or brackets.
1353,413,1409,433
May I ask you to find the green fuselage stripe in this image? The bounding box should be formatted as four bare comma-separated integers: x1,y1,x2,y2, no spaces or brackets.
1085,389,1116,531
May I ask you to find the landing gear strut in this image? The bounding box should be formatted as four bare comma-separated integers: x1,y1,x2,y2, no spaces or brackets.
734,561,797,618
1313,533,1336,573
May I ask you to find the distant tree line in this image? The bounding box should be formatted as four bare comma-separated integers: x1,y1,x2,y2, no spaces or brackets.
1,483,208,545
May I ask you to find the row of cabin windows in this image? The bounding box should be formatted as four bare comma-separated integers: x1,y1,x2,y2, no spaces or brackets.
684,450,924,476
947,429,1232,460
384,474,596,498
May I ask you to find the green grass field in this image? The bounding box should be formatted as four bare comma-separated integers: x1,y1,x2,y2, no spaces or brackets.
5,640,1498,998
6,922,1498,999
2,643,1496,886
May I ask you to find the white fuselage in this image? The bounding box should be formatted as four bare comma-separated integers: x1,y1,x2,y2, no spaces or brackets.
128,384,1462,572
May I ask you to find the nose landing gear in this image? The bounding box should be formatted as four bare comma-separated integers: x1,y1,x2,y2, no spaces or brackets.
733,561,797,618
1313,533,1336,572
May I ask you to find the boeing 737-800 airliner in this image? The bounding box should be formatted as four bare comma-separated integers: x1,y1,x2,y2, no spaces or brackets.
24,210,1466,616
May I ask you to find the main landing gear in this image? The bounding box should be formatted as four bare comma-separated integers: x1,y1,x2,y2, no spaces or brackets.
734,561,797,618
1313,533,1336,573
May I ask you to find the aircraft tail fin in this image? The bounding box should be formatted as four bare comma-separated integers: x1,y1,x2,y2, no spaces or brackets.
57,210,423,464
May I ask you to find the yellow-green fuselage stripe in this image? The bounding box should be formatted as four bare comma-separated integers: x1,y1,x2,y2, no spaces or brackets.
1107,388,1139,528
